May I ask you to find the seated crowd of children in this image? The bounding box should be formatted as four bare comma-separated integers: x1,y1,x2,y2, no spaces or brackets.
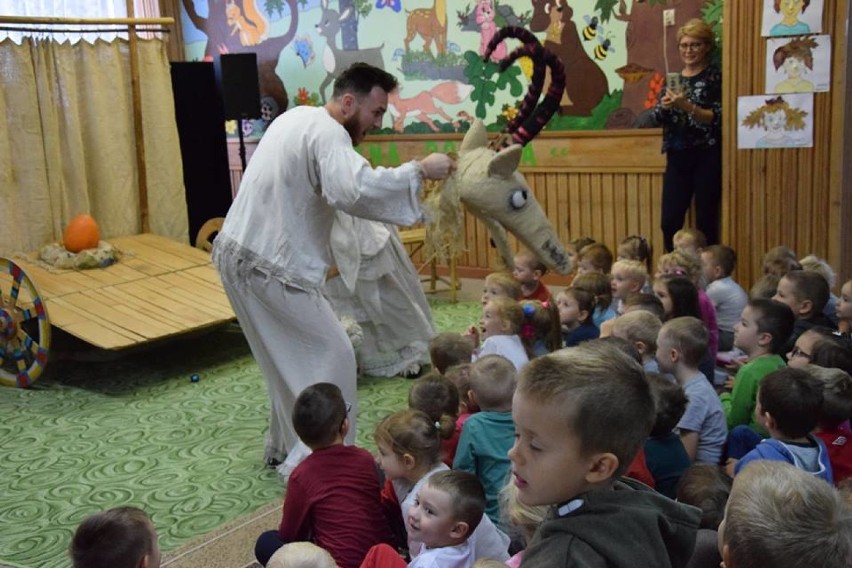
69,230,852,568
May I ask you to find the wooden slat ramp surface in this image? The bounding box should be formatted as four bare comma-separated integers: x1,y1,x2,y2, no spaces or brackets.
13,234,235,350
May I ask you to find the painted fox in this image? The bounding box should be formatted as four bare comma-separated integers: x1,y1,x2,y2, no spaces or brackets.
226,0,268,46
388,81,474,132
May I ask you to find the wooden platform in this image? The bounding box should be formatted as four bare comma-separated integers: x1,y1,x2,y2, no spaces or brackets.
10,234,235,351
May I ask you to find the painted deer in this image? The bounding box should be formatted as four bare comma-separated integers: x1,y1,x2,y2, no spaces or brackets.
424,29,571,274
316,0,385,103
404,0,448,57
529,0,608,116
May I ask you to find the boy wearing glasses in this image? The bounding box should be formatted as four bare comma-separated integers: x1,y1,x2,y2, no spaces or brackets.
255,383,392,567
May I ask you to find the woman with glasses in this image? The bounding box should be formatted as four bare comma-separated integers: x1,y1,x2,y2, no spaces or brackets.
653,18,722,252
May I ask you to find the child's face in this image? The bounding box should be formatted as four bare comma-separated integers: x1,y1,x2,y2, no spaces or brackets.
733,306,764,355
512,257,539,286
556,293,583,327
611,268,640,300
482,280,511,306
509,391,596,507
376,442,407,481
653,281,674,317
655,331,676,373
772,276,806,317
406,484,462,548
786,331,819,368
567,246,580,271
700,251,721,284
480,301,508,340
837,281,852,322
577,258,601,275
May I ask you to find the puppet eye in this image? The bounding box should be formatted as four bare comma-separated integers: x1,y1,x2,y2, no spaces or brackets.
544,2,551,14
509,189,528,210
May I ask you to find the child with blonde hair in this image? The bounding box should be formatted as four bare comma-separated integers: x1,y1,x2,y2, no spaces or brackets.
837,278,852,335
267,542,337,568
761,245,800,276
512,249,551,303
611,310,663,374
375,410,510,563
617,235,654,274
565,237,596,284
499,481,547,568
467,297,528,370
610,259,648,313
454,355,517,528
577,242,614,275
481,272,521,306
556,287,599,347
672,228,706,256
519,299,562,357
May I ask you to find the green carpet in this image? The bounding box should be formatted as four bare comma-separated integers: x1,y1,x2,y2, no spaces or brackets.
0,299,479,568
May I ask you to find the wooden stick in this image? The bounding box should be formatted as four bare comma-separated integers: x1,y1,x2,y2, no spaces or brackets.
124,0,150,234
0,16,174,26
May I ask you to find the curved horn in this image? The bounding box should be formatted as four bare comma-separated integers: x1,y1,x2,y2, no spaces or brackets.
511,49,565,146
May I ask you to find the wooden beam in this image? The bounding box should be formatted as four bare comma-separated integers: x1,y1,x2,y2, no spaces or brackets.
125,0,150,234
0,16,174,25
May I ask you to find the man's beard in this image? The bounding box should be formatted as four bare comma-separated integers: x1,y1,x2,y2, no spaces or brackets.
342,115,362,145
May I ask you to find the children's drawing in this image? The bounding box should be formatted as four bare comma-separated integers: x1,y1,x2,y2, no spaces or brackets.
293,35,315,67
762,0,823,37
738,94,813,149
476,0,506,61
375,0,402,12
766,35,830,93
388,82,473,132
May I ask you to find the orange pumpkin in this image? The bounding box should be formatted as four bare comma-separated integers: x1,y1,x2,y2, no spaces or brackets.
63,214,100,253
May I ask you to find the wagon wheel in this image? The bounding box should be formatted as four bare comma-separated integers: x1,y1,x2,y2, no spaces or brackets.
0,258,50,388
195,217,225,253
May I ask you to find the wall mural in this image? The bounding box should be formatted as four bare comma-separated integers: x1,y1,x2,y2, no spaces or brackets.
180,0,723,140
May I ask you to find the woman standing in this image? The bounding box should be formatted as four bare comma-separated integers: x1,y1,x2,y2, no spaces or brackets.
654,18,722,252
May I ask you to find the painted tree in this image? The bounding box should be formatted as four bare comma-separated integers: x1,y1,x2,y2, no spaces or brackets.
181,0,300,116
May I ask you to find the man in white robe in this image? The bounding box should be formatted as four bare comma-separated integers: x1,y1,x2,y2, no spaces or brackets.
213,63,454,466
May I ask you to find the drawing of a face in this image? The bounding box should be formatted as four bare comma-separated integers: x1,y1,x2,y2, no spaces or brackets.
780,0,804,18
782,56,805,78
764,109,787,132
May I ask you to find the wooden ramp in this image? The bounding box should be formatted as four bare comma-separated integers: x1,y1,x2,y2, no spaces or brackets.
12,234,235,350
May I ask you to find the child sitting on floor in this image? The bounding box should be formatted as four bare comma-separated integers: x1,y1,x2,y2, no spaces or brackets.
555,287,599,347
360,470,487,568
644,374,692,499
773,269,834,350
617,234,654,275
701,245,748,352
808,365,852,485
480,272,521,306
70,506,161,568
512,249,552,303
519,299,562,357
429,332,473,375
375,410,510,563
510,342,701,567
467,297,528,370
453,355,517,529
731,367,833,483
612,310,664,375
267,542,338,568
255,383,391,568
409,372,461,467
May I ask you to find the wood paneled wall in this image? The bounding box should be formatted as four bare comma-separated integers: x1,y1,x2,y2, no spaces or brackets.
722,0,851,288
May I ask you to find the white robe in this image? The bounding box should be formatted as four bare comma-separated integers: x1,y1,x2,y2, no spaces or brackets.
213,106,425,462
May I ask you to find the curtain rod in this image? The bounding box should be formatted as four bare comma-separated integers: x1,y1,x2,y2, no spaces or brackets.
0,26,170,34
0,16,174,26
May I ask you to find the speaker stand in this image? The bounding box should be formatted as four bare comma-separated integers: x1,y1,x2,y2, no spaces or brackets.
237,118,248,173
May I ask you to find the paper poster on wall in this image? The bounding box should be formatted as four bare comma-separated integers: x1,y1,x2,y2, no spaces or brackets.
766,35,831,93
737,94,814,149
762,0,823,36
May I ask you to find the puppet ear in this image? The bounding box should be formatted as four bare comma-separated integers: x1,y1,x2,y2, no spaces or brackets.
488,145,522,179
461,119,489,152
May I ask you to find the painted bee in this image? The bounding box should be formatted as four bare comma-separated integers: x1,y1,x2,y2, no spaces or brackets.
582,15,600,41
594,35,616,61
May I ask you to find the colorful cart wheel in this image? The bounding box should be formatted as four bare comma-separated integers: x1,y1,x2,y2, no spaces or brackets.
0,258,50,388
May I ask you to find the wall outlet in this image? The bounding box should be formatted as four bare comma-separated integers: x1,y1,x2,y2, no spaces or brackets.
663,9,675,26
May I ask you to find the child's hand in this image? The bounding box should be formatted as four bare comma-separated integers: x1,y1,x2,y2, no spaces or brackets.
724,458,737,478
463,325,480,348
723,376,735,391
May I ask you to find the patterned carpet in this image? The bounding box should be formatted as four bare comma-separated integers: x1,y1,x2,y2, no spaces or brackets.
0,299,479,568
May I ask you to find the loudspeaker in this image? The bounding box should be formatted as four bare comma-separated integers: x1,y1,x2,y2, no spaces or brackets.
170,62,233,246
214,53,261,120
